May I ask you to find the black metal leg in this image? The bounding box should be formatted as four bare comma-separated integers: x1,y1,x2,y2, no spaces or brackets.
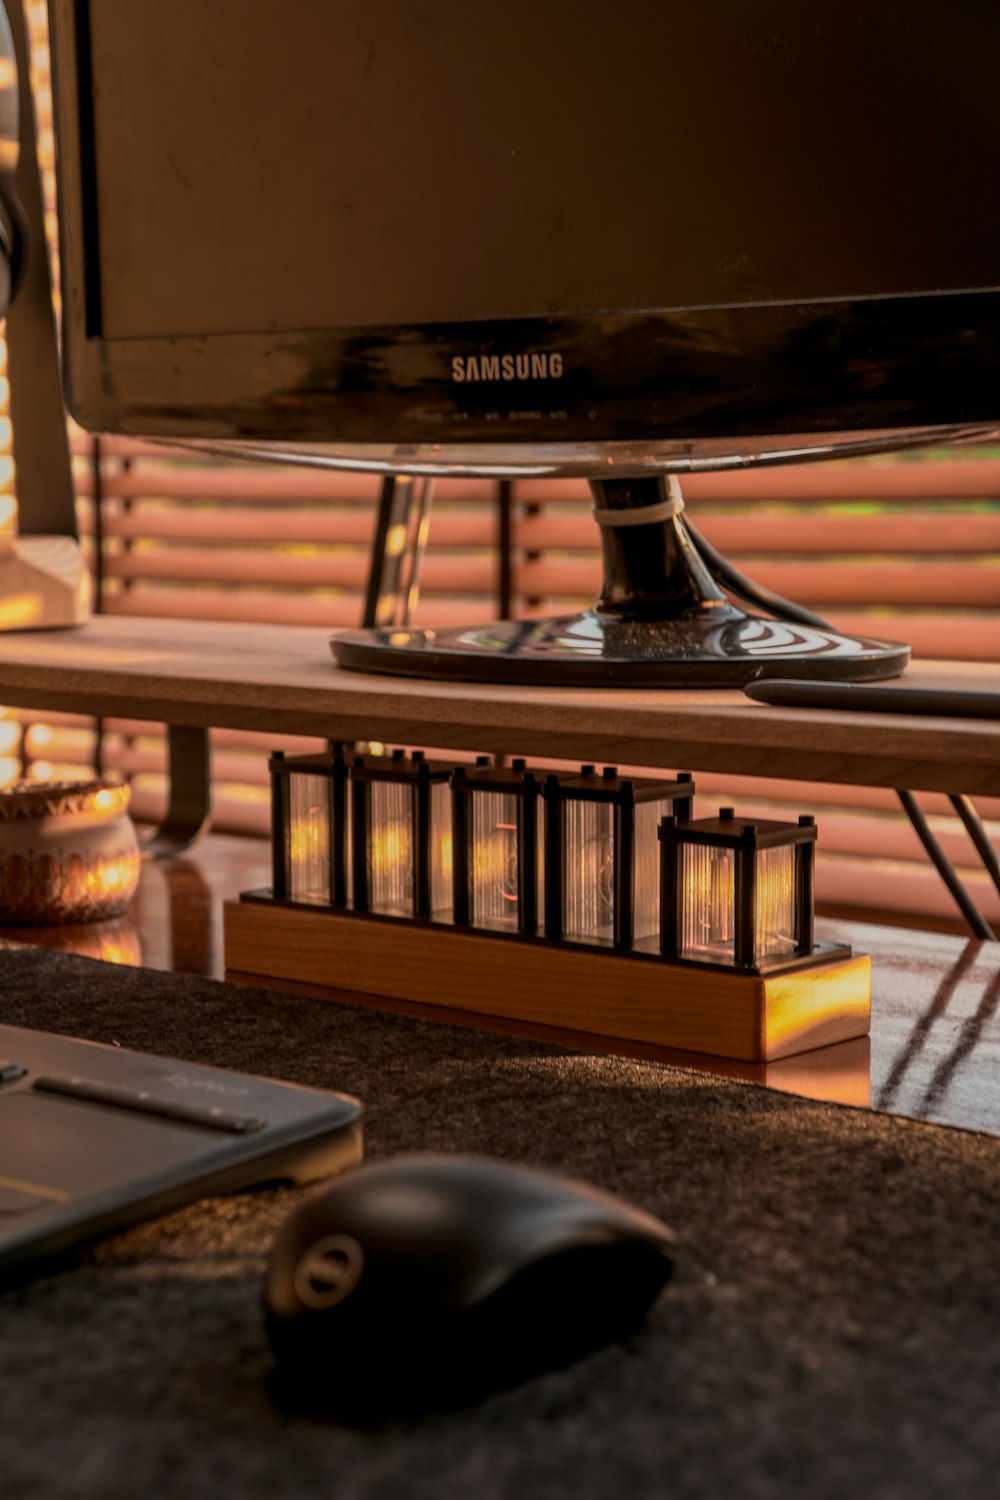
140,725,212,860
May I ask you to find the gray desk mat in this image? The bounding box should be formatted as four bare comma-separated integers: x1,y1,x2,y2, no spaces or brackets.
1,944,998,1500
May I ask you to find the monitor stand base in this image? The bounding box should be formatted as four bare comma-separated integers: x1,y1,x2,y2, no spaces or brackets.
331,474,910,686
330,607,910,687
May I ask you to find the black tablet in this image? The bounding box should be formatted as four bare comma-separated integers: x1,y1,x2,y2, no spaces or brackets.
0,1023,362,1283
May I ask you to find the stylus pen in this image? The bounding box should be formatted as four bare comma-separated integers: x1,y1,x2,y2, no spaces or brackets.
743,680,1000,720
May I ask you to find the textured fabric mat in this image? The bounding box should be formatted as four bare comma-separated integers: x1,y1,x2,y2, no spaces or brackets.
1,945,998,1500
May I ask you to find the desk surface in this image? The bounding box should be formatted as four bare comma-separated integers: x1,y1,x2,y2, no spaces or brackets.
1,615,999,794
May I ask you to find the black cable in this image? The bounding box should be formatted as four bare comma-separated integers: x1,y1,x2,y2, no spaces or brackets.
684,517,835,632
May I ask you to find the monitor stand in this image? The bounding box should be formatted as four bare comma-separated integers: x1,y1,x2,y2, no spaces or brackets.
330,474,910,686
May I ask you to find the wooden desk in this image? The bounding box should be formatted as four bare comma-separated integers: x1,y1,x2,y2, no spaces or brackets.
1,615,999,795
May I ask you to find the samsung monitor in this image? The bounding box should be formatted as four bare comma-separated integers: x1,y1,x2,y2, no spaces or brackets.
48,0,1000,682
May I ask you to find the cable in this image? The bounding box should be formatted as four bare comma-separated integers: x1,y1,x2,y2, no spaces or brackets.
684,517,835,631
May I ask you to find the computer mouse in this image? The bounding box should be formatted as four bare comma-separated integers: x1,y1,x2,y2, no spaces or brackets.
264,1153,676,1415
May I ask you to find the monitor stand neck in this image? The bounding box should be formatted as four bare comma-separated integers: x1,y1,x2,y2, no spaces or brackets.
591,475,730,620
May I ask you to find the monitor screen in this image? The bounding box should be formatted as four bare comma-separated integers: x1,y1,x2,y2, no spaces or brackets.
49,0,1000,472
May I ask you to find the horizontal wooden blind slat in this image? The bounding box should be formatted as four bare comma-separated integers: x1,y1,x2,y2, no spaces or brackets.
125,784,271,840
81,466,384,502
102,547,498,593
100,590,364,627
513,556,1000,608
84,508,379,546
80,507,496,548
100,589,501,628
686,771,1000,822
513,509,1000,554
816,855,1000,925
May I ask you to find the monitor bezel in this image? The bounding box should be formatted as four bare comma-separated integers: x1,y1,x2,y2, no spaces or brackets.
50,0,1000,472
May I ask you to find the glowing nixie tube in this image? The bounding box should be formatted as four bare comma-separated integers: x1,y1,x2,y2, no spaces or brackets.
269,744,351,908
543,766,695,949
350,749,455,921
659,807,817,971
451,757,543,934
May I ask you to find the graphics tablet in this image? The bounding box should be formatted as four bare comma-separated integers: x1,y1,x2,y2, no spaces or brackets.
0,1023,362,1284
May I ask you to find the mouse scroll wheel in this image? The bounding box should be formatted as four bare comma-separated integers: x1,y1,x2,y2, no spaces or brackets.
293,1233,365,1310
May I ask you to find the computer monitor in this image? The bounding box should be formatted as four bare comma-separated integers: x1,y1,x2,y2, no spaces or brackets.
48,0,1000,682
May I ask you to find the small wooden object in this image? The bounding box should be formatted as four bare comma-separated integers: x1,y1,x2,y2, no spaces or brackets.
223,897,870,1062
0,536,91,631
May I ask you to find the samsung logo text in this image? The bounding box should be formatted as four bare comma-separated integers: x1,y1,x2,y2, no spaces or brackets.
451,352,564,383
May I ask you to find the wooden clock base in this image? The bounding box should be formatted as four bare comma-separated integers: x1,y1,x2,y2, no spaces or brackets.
223,896,870,1063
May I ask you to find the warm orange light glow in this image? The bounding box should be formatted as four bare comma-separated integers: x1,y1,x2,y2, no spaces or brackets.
24,724,53,750
683,847,735,954
81,849,141,897
287,775,330,903
681,844,796,964
0,592,45,628
371,822,410,872
99,938,143,967
472,827,516,893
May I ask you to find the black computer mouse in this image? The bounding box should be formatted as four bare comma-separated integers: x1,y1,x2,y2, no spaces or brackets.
264,1153,676,1415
